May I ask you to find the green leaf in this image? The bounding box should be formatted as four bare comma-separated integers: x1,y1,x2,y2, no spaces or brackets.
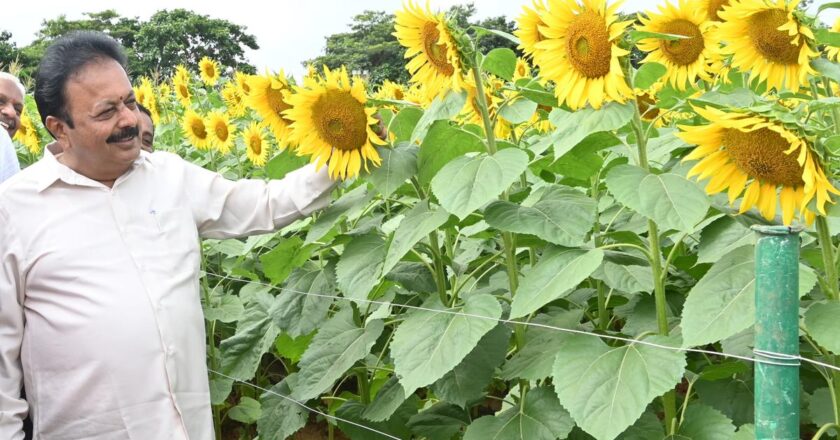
432,324,511,408
605,164,647,212
389,106,423,143
306,185,373,243
807,388,836,428
547,101,635,159
598,261,654,294
260,236,316,285
391,294,502,393
463,387,575,440
647,128,689,165
697,216,754,264
681,246,755,347
274,331,314,363
257,374,307,440
228,396,261,424
733,425,755,440
510,248,604,319
500,310,582,380
812,58,840,84
411,89,468,144
499,97,538,124
639,173,709,233
617,411,664,440
292,309,384,400
336,396,419,440
825,135,840,156
366,144,418,197
272,262,335,337
482,48,517,81
695,379,754,426
407,403,470,440
472,25,521,46
432,148,529,220
220,292,280,380
265,149,310,180
382,201,451,276
634,62,667,90
204,294,245,323
677,404,736,440
384,261,437,292
336,233,387,301
805,301,840,354
818,1,840,14
362,376,407,422
418,121,485,187
816,29,840,47
209,375,233,406
484,185,597,247
553,334,686,440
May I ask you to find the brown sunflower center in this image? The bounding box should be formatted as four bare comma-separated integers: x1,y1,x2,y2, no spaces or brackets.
565,10,612,78
178,84,189,98
191,119,207,140
707,0,729,21
722,127,804,186
311,89,369,151
214,122,229,142
421,22,455,76
659,19,704,66
204,64,216,78
748,8,802,64
249,135,262,155
267,86,294,125
394,88,405,100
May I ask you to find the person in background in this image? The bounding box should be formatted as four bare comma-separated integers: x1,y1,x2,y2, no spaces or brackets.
0,72,24,183
137,103,154,152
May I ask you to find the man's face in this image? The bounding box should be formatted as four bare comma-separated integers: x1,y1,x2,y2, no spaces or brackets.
0,78,23,138
138,111,154,152
54,58,140,177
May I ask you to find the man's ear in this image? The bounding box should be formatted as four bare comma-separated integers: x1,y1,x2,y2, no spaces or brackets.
45,115,70,150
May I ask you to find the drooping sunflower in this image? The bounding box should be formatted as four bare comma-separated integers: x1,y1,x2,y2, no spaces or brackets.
247,71,295,146
285,66,386,180
182,110,210,150
242,122,269,166
173,75,192,108
174,65,191,84
221,82,247,117
207,111,236,154
717,0,818,91
679,106,840,225
394,1,467,101
516,0,550,61
198,57,220,86
702,0,730,21
826,18,840,61
13,110,40,154
637,0,720,90
536,0,634,110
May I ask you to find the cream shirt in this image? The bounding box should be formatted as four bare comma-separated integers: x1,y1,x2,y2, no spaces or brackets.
0,150,334,439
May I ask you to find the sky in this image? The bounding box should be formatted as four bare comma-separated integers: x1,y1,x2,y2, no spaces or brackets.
5,0,839,79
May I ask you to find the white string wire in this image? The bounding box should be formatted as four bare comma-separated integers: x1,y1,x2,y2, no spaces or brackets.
204,271,840,372
207,369,401,440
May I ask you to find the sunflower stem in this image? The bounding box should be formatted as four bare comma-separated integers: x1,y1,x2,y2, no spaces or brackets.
823,77,840,133
816,215,839,301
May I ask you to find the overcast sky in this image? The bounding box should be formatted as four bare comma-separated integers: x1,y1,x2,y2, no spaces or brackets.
5,0,838,80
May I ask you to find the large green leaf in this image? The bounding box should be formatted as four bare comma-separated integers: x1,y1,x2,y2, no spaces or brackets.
695,379,754,426
336,396,419,440
638,173,709,233
432,148,529,220
336,233,388,301
292,309,384,400
804,301,840,354
260,236,316,284
220,292,280,380
366,144,418,197
553,334,686,440
500,310,582,380
676,403,736,440
362,376,407,422
634,62,667,90
204,294,245,323
257,374,308,440
510,248,604,319
499,97,538,124
463,387,575,440
407,403,470,440
732,425,755,440
482,48,517,80
391,294,502,393
697,216,754,264
484,185,597,246
616,411,664,440
432,324,511,408
411,89,468,144
265,149,310,180
605,165,647,212
597,261,654,294
272,262,335,337
228,396,261,424
389,106,423,142
547,101,635,159
418,121,485,187
382,201,451,276
306,185,373,243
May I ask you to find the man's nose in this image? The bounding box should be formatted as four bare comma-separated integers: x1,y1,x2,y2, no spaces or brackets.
117,104,138,128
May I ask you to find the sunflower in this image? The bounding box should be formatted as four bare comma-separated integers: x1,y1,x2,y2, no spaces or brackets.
516,0,550,61
285,66,385,180
182,110,210,150
158,82,172,100
679,106,839,225
536,0,634,110
134,77,160,124
375,80,407,102
221,82,247,117
827,18,840,61
198,57,220,86
243,122,269,166
513,57,533,81
717,0,818,91
637,0,719,90
247,71,295,146
394,1,467,101
702,0,730,21
235,71,253,97
207,111,236,154
13,110,40,154
461,76,512,138
173,75,192,107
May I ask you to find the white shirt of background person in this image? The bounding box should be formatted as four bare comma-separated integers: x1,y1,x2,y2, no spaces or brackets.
0,128,20,183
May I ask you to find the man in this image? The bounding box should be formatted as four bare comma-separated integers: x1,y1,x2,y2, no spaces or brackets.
137,103,154,152
0,31,335,439
0,72,24,183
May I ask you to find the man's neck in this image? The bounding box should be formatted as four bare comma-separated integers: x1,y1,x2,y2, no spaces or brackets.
56,153,123,188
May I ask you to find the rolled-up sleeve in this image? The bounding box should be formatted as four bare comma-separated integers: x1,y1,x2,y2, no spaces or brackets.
174,155,336,239
0,206,27,440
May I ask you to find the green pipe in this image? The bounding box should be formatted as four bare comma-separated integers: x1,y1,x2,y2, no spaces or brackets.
752,225,801,440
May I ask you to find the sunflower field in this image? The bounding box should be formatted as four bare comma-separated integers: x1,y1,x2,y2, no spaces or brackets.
14,0,840,438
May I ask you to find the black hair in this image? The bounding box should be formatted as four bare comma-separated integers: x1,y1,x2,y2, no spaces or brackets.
137,103,153,124
34,31,128,131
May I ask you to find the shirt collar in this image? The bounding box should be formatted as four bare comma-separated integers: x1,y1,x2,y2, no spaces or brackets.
35,146,151,193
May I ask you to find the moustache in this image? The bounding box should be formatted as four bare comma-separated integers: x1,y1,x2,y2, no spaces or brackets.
106,126,139,143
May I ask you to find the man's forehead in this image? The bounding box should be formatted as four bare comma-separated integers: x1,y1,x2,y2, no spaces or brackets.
0,78,23,101
66,59,133,100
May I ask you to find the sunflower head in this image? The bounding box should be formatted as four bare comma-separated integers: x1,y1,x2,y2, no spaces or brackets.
513,57,532,81
182,110,210,150
703,0,730,21
285,66,385,180
243,121,269,167
394,1,467,101
679,106,840,225
536,0,633,109
375,80,407,102
13,110,40,154
235,71,253,96
199,57,221,86
827,18,840,61
207,110,236,154
221,83,247,117
718,0,818,91
174,65,191,84
516,0,549,61
247,71,296,145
